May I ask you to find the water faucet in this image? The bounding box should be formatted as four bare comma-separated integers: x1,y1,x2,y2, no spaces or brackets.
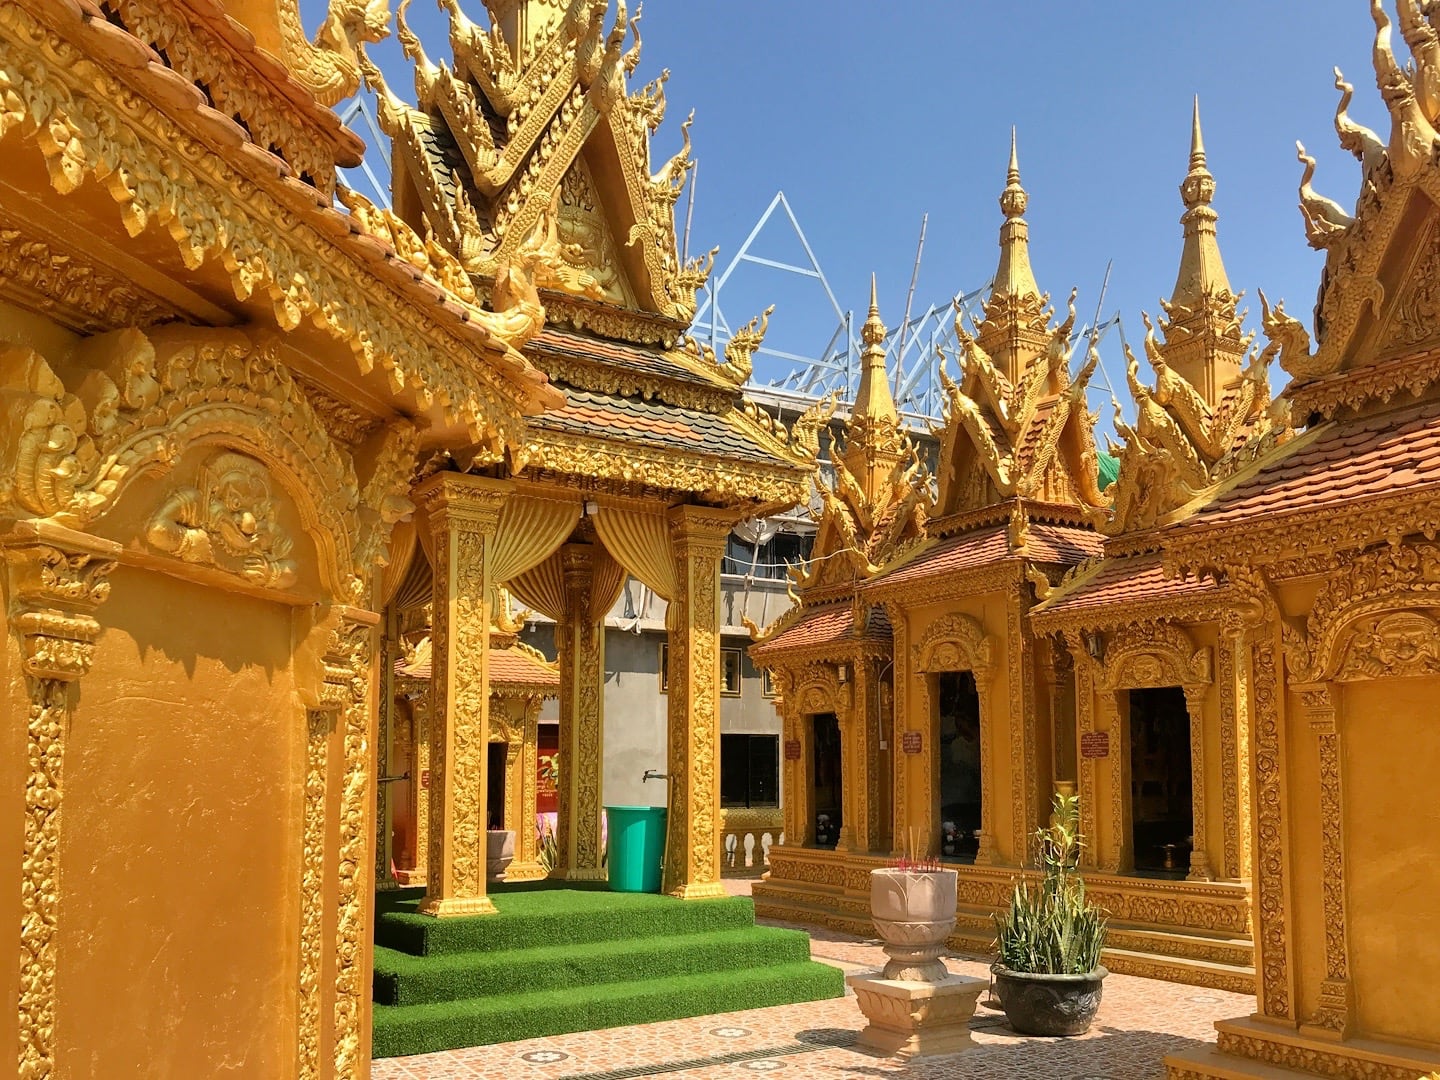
642,769,669,783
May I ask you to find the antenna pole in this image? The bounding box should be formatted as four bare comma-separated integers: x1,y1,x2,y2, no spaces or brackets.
895,212,928,396
682,160,698,263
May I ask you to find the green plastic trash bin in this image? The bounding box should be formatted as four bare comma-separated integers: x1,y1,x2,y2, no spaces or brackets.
606,804,667,893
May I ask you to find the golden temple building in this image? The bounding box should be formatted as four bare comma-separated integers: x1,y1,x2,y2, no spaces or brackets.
3,0,1440,1077
0,0,819,1074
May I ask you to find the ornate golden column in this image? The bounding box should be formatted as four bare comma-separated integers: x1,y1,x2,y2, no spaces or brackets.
552,544,608,881
775,672,812,848
414,473,509,917
506,695,547,880
1183,683,1214,881
663,506,730,899
4,530,117,1080
840,660,876,854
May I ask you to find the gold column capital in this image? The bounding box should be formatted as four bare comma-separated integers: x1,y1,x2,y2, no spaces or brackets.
412,472,513,532
666,504,739,546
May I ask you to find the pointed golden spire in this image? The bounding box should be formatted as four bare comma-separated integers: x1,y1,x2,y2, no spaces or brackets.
853,273,898,426
843,275,903,506
1160,97,1244,406
994,127,1041,304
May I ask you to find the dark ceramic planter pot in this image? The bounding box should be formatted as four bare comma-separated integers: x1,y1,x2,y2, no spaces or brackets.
992,965,1107,1036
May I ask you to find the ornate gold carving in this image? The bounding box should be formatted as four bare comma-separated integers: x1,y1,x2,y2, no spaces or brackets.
297,708,330,1080
415,475,506,917
0,9,552,443
5,537,114,1080
664,507,727,898
912,613,994,680
1100,623,1211,691
1250,630,1293,1021
0,214,180,334
146,451,299,590
372,0,711,333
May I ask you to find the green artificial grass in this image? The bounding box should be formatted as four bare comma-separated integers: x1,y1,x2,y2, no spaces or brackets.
370,885,846,1058
372,960,845,1058
373,924,814,1006
376,889,756,956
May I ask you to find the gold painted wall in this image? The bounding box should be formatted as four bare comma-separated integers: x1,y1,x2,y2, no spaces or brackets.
58,565,303,1076
1341,676,1440,1047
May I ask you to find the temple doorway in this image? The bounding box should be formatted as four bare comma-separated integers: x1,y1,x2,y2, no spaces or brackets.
811,713,842,849
1128,687,1193,876
937,671,982,862
487,743,507,832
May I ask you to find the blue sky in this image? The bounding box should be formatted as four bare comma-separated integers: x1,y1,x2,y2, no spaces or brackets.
318,1,1385,417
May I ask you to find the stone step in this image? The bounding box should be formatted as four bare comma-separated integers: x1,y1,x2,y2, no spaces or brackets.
1163,1044,1316,1079
1106,924,1253,967
1101,948,1255,995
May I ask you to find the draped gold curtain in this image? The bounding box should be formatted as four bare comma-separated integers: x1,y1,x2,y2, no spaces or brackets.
509,555,567,622
379,518,419,608
491,498,582,583
509,543,630,622
591,508,678,599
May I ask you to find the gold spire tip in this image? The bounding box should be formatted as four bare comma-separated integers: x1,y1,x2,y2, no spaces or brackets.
869,273,879,319
1190,96,1207,170
861,275,886,347
1000,127,1027,218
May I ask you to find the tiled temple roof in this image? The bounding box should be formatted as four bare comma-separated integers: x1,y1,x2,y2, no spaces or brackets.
1178,400,1440,530
750,603,892,659
863,522,1102,591
527,388,786,464
1031,551,1223,625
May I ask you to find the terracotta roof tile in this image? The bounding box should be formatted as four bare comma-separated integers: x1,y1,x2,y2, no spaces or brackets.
530,328,716,388
751,604,891,658
529,388,780,463
864,522,1100,590
396,644,558,691
1034,552,1221,617
1183,400,1440,529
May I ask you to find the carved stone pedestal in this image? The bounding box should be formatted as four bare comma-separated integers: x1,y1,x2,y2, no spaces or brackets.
846,972,987,1059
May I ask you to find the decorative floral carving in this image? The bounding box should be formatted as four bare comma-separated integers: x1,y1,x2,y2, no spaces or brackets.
912,613,995,681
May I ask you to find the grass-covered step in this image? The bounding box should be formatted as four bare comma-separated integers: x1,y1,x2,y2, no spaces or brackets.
376,887,756,957
373,924,815,1007
371,959,846,1058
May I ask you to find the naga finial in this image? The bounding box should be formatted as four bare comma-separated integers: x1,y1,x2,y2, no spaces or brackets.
1334,66,1387,178
1296,140,1356,249
1373,0,1440,176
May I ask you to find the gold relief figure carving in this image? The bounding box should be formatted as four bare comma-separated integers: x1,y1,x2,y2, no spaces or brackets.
146,452,299,590
279,0,393,107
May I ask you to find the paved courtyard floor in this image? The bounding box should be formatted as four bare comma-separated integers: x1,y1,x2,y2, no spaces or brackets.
374,879,1252,1080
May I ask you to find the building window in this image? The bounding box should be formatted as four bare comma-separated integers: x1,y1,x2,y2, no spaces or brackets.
722,530,815,579
761,668,776,698
722,648,742,696
721,734,779,808
661,642,743,695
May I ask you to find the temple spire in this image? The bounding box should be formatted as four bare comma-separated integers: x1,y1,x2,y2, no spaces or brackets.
1159,97,1244,405
842,275,904,506
994,127,1042,306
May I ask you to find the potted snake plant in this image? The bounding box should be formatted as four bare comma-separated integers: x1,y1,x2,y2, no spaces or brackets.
992,791,1108,1035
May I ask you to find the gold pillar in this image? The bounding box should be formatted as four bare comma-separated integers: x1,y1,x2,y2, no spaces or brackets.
1183,684,1214,881
663,506,729,899
506,696,547,880
414,473,508,918
374,609,399,891
4,531,117,1080
840,660,879,854
553,544,608,881
777,675,813,847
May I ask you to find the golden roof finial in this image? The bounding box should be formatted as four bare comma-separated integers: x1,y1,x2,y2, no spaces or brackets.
1180,96,1216,210
1161,97,1244,406
841,275,903,506
862,273,885,347
993,128,1041,304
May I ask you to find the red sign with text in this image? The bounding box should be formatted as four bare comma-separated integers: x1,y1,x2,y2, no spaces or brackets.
1080,732,1110,759
420,769,430,788
784,739,802,761
901,730,923,755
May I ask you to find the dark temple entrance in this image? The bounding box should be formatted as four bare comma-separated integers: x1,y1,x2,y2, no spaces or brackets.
938,671,982,862
811,713,842,849
1128,686,1193,876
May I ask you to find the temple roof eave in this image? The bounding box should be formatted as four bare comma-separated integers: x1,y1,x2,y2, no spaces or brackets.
1,2,566,449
